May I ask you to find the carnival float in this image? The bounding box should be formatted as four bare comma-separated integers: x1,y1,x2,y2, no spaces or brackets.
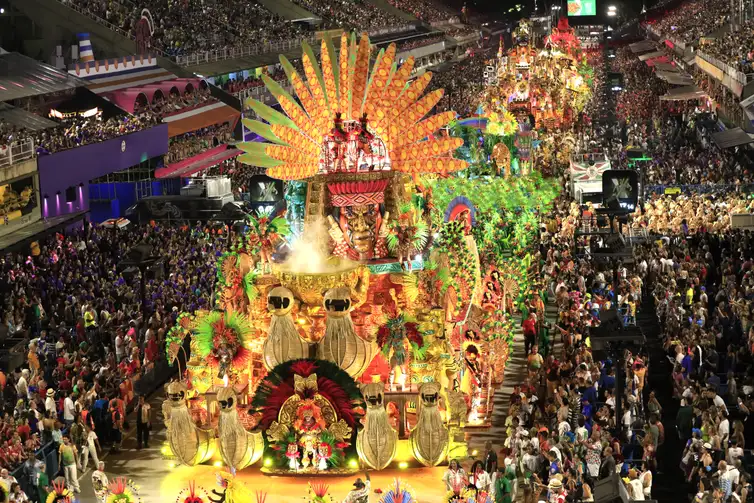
161,30,561,492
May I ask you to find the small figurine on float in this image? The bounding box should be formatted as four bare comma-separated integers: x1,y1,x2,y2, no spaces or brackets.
320,287,377,379
286,442,301,471
162,381,215,466
316,442,332,471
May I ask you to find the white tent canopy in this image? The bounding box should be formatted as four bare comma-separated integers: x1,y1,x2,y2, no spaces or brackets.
630,40,656,53
660,85,707,101
639,50,665,61
656,71,694,85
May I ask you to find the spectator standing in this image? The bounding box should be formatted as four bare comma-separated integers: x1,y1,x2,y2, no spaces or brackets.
135,395,151,450
62,393,75,428
57,436,79,494
80,424,100,471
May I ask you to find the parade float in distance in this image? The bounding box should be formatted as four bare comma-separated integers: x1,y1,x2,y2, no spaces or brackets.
161,29,561,500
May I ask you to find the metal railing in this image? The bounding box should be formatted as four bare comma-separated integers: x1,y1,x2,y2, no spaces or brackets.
643,183,747,196
175,36,316,67
0,138,36,169
696,50,754,85
236,79,293,106
570,151,608,164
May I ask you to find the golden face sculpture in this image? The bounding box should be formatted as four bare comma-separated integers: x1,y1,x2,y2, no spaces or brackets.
323,287,352,318
339,204,379,255
361,383,385,410
419,382,441,407
267,286,295,316
167,381,187,403
217,386,237,412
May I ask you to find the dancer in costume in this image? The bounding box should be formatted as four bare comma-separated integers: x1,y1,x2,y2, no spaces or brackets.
342,473,370,503
443,460,468,492
92,462,109,503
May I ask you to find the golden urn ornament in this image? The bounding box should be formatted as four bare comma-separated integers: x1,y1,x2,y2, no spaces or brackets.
162,381,215,466
409,382,448,466
319,287,377,378
356,382,397,470
216,386,264,470
263,286,311,369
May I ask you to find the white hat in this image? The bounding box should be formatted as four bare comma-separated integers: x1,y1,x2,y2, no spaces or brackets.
703,442,712,450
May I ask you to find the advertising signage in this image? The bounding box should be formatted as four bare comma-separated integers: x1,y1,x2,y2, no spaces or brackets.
568,0,597,16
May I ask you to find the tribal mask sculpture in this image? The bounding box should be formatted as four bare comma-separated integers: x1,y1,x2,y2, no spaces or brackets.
356,382,397,470
264,286,310,369
409,382,448,466
162,381,215,466
217,386,264,471
326,180,390,261
319,287,376,378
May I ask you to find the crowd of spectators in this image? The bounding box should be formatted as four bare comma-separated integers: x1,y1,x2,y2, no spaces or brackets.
394,34,446,52
385,0,455,23
294,0,402,30
66,0,307,57
446,193,660,503
611,48,667,123
700,19,754,74
638,228,754,503
0,223,224,500
220,67,287,97
645,0,730,44
133,87,216,120
34,115,160,155
1,114,160,157
693,69,744,128
444,25,478,39
201,161,266,196
166,123,232,164
433,51,488,117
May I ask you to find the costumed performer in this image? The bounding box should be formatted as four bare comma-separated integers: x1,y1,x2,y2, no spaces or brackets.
92,462,109,503
342,473,370,503
443,460,467,492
